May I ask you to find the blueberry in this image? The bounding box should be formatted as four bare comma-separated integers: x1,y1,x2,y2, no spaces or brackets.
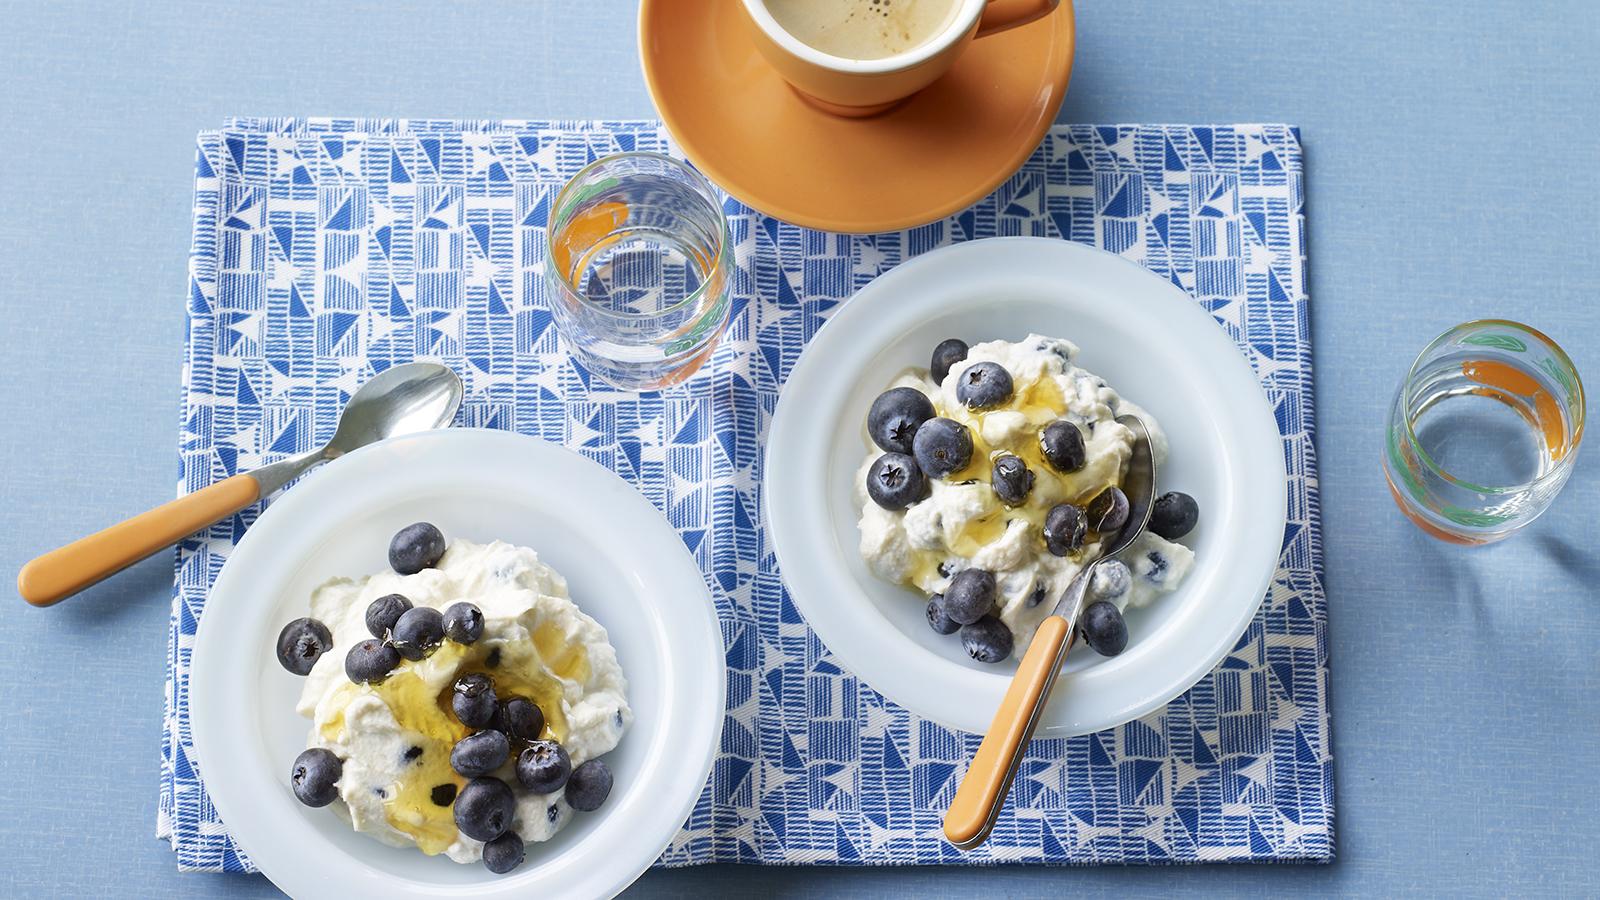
990,454,1034,506
451,730,512,778
1080,600,1128,656
443,602,485,644
867,387,936,455
454,776,516,842
482,830,526,875
942,568,995,625
453,673,499,728
498,697,546,742
1039,420,1086,473
516,740,572,794
364,593,413,639
866,453,929,510
345,638,399,684
1144,550,1171,584
912,417,973,479
1043,504,1086,556
1090,559,1132,600
930,339,969,384
925,594,960,635
1029,581,1051,607
565,759,613,812
391,606,444,661
1087,487,1130,534
1035,337,1073,366
389,522,447,575
276,617,333,676
290,748,342,807
430,783,457,806
960,615,1013,663
1149,491,1199,540
956,361,1013,410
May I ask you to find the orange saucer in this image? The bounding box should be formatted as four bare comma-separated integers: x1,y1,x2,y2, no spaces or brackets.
639,0,1075,234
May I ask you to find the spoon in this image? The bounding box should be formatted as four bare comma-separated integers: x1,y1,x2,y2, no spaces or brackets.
942,413,1156,849
17,362,463,607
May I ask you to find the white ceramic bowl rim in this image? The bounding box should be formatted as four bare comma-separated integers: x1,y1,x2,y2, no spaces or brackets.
188,428,725,899
740,0,986,74
764,237,1287,737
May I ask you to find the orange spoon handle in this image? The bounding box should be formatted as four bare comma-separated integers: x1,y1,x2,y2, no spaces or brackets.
943,614,1072,849
17,474,261,607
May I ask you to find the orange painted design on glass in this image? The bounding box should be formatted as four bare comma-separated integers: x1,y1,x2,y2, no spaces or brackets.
1460,359,1568,461
1383,470,1485,546
550,200,630,279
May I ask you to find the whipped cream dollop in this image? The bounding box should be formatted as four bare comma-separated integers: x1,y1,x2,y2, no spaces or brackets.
296,539,630,863
856,335,1195,656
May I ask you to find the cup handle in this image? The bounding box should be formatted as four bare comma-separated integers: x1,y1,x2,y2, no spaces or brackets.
975,0,1059,38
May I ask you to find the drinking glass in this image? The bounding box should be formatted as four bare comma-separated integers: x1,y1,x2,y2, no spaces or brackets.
1383,319,1585,544
544,153,732,391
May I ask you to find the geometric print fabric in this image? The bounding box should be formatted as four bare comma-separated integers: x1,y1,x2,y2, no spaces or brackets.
160,118,1331,871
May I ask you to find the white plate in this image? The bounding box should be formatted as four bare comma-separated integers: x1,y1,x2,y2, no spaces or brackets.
190,429,724,899
765,238,1286,737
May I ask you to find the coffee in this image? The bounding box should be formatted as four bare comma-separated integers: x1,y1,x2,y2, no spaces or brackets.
763,0,963,61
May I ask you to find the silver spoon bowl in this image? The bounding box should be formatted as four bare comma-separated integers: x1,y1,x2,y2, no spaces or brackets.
252,363,464,494
1044,413,1157,624
18,362,463,606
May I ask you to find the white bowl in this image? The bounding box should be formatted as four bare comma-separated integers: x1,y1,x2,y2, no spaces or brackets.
190,428,724,898
765,238,1286,737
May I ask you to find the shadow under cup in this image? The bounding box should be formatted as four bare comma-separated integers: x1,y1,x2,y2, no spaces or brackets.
544,153,733,392
1383,319,1585,544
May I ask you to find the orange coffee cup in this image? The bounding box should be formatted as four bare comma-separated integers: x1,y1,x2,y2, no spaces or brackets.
741,0,1060,117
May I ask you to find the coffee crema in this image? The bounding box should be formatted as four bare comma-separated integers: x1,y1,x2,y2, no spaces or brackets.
763,0,963,61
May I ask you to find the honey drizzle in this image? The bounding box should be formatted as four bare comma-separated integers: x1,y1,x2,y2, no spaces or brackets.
901,374,1121,594
323,628,590,855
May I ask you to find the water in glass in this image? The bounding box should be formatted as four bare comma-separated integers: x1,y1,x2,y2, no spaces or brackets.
545,153,732,391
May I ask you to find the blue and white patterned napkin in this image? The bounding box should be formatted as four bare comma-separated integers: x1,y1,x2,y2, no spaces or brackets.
160,118,1331,871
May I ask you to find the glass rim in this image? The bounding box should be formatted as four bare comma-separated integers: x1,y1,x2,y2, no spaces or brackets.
544,151,731,323
1400,318,1586,494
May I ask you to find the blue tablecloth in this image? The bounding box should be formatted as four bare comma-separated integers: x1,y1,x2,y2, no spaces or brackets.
160,118,1329,871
